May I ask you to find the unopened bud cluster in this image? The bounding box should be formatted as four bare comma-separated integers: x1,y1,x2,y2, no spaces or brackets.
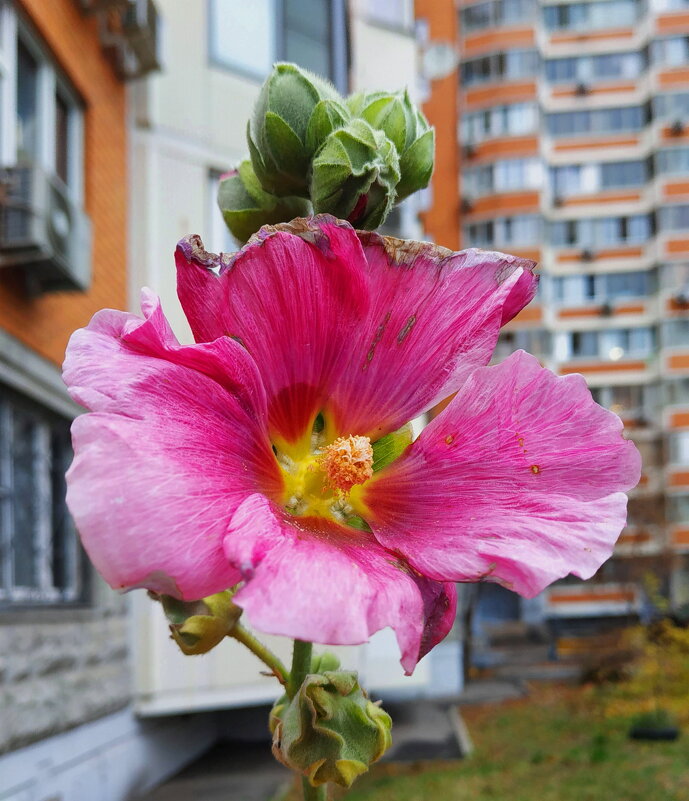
270,653,392,788
218,63,434,241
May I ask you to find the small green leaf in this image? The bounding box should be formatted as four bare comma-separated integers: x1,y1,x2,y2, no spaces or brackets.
371,423,413,472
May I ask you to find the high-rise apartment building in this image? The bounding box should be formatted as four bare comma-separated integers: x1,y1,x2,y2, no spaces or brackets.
419,0,689,632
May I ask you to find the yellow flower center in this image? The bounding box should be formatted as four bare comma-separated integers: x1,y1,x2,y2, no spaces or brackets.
278,432,373,524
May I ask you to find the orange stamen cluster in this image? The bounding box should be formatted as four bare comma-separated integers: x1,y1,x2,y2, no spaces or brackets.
320,435,374,494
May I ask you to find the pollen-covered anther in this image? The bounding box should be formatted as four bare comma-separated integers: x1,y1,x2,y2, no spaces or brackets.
320,435,374,494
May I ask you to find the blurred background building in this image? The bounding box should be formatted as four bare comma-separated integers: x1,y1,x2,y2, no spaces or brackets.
423,0,689,659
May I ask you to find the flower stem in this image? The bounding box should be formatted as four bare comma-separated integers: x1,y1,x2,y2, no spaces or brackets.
301,777,327,801
228,623,289,686
288,640,326,800
287,639,313,699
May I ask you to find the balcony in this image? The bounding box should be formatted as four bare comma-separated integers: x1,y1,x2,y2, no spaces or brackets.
76,0,161,80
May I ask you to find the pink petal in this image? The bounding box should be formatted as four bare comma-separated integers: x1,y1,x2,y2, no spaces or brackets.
365,350,641,598
225,494,456,674
332,235,538,438
63,291,282,599
176,217,537,444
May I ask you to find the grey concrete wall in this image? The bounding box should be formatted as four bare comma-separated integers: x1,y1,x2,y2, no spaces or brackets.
0,576,132,754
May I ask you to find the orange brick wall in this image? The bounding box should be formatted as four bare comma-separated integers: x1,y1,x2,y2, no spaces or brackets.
0,0,127,367
415,0,460,251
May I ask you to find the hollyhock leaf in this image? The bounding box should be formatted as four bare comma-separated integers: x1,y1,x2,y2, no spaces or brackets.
364,350,642,598
63,291,282,600
225,493,456,673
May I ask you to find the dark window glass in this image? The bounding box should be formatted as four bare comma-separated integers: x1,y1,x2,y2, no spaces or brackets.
55,92,70,185
16,39,38,163
283,0,331,79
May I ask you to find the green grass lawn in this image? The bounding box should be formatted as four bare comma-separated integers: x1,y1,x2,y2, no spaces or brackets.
282,683,689,801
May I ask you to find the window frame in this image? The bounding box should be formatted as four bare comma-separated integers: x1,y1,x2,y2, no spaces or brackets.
0,5,85,205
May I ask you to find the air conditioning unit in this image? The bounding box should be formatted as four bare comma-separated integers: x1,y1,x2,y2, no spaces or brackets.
580,248,595,261
0,166,92,294
670,120,685,136
552,195,564,207
463,143,476,159
461,197,474,213
575,82,589,97
674,290,689,307
600,302,613,316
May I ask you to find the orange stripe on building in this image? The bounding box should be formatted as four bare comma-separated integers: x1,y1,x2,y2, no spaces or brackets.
554,135,640,152
466,191,541,216
663,181,689,198
469,136,539,161
552,82,636,98
508,248,541,262
560,191,641,206
508,304,542,325
557,303,644,319
669,411,689,428
617,531,652,545
672,528,689,547
559,360,647,374
657,11,689,32
464,81,537,109
667,297,689,312
669,470,689,487
667,353,689,371
666,238,689,255
462,27,535,56
661,125,689,141
550,28,634,44
548,590,636,604
557,246,644,262
659,67,689,88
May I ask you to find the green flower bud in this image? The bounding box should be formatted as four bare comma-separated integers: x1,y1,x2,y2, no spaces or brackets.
270,669,392,788
248,62,349,197
349,89,434,202
217,160,310,244
311,118,400,230
150,590,242,656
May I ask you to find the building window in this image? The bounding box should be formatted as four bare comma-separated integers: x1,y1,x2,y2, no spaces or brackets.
564,327,655,361
553,270,652,304
657,147,689,174
465,214,541,247
659,204,689,231
667,377,689,404
464,157,542,196
547,105,646,138
1,18,85,200
653,91,689,121
461,0,535,32
551,214,651,247
461,49,538,86
366,0,415,31
544,0,640,31
653,36,689,68
669,431,689,465
550,160,647,196
208,0,348,90
208,170,236,252
461,102,538,143
663,318,689,347
545,51,644,84
0,385,85,606
668,495,689,524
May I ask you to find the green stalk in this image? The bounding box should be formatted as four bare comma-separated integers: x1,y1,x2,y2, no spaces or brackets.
288,640,328,800
228,623,289,686
287,639,313,699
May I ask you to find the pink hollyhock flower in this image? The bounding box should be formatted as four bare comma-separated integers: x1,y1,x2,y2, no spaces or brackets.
63,216,641,673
